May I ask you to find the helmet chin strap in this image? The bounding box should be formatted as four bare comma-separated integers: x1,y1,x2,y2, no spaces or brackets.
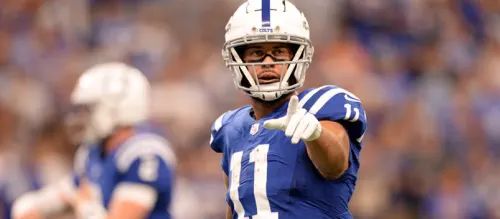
250,82,291,101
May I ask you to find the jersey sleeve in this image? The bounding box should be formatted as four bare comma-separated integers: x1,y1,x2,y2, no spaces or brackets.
302,86,367,144
211,110,241,176
210,111,232,153
115,134,176,190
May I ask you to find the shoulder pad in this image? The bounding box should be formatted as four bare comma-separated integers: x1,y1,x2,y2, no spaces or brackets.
209,107,246,144
300,85,361,114
301,85,367,143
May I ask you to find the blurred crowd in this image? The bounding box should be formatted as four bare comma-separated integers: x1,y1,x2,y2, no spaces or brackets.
0,0,499,218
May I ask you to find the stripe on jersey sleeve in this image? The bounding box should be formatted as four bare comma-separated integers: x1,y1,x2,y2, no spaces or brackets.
113,182,157,208
213,112,226,132
299,85,330,108
309,87,361,115
116,134,176,172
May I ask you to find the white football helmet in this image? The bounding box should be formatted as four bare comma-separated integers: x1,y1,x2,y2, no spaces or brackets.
222,0,314,101
70,62,150,143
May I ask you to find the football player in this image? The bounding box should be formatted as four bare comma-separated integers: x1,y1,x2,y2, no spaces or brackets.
12,62,175,219
210,0,367,218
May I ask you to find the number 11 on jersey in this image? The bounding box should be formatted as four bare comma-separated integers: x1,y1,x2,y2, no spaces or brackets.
229,144,279,219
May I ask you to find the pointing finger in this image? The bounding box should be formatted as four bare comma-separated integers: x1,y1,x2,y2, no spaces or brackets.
285,95,300,122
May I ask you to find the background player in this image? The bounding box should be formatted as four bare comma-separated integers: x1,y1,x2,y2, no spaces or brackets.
210,0,367,218
11,62,176,219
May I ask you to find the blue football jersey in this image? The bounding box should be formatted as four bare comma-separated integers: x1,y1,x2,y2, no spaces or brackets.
73,130,175,219
210,86,367,219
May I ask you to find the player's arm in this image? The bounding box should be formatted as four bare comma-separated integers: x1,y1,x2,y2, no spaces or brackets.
210,111,234,219
224,174,232,219
12,176,76,219
226,204,232,219
304,121,349,180
264,95,354,180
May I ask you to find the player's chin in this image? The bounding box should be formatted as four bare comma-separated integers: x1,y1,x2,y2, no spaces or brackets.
251,92,293,105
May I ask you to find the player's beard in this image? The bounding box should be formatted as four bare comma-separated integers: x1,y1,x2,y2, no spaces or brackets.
251,91,295,106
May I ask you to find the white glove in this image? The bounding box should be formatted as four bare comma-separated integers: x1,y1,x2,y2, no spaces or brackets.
65,180,106,219
263,95,322,144
75,201,107,219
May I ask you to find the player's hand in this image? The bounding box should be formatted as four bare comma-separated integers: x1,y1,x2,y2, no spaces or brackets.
12,211,44,219
263,95,322,144
62,179,106,219
12,193,44,219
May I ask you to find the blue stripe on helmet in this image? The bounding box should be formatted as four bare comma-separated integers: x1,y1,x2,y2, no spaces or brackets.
262,0,271,27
